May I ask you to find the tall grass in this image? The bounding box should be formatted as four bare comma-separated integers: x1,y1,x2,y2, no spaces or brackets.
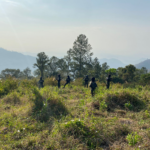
0,79,150,149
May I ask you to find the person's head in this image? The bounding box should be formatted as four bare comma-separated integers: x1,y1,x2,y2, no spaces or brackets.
68,75,70,78
92,77,95,82
58,74,60,77
108,74,111,78
86,75,88,78
40,77,42,80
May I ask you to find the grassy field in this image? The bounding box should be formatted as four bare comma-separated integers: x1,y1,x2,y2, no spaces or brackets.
1,78,150,149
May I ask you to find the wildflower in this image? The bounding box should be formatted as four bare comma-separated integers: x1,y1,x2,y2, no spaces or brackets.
71,120,74,122
96,131,98,133
44,104,45,106
65,122,67,124
79,119,80,121
23,128,25,130
139,146,141,148
18,130,20,132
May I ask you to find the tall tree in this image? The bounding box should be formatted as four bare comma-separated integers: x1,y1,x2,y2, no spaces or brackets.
33,52,49,78
71,34,93,78
64,49,72,75
23,67,31,79
47,56,59,77
1,69,22,79
93,57,101,79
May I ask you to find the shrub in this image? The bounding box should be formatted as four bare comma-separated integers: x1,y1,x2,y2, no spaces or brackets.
44,77,65,87
0,78,18,97
72,78,84,86
143,110,150,119
3,92,21,105
126,132,141,146
31,87,68,122
104,91,145,111
60,119,102,148
124,102,133,110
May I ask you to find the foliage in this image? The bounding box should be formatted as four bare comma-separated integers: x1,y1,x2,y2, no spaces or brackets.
0,78,18,97
1,79,150,149
124,102,133,110
33,52,49,77
70,34,93,78
126,132,141,146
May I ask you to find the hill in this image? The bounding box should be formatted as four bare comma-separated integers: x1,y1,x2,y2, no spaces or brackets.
0,48,36,72
135,59,150,70
99,58,126,68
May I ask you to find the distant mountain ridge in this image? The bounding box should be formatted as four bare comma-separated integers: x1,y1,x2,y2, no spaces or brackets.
135,59,150,70
0,48,36,72
1,48,148,72
99,58,126,68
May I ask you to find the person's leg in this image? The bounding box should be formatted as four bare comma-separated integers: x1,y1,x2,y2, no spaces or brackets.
58,82,60,88
91,89,94,97
64,82,67,88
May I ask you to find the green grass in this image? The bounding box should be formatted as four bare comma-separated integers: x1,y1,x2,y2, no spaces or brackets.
1,79,150,149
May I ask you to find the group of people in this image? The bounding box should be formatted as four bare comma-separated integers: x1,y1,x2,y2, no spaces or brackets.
38,75,71,89
38,74,112,97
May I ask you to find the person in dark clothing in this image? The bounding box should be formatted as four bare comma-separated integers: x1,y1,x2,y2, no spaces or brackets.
38,77,44,89
56,74,61,88
64,75,70,88
84,75,89,88
106,75,112,89
90,77,97,97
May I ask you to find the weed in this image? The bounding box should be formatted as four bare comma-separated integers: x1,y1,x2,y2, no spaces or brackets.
126,132,141,146
124,102,133,110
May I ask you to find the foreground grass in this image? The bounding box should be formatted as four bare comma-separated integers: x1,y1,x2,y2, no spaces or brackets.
1,81,150,149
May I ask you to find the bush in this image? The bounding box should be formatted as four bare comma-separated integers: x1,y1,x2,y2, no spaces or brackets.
0,78,18,97
3,92,21,105
31,87,68,122
104,91,145,111
60,119,102,148
72,78,84,86
126,132,141,146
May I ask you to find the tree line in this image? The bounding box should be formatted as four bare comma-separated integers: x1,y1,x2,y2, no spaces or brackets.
0,34,150,85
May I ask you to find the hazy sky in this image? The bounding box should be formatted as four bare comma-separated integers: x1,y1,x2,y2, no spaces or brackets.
0,0,150,60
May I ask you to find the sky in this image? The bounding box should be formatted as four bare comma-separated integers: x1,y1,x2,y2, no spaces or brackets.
0,0,150,62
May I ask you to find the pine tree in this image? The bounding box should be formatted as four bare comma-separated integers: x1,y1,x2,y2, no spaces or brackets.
71,34,93,78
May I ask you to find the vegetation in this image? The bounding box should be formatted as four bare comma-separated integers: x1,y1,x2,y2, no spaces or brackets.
0,78,150,149
1,34,150,149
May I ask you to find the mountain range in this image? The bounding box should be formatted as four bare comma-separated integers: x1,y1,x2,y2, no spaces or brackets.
0,48,149,72
0,48,36,72
135,59,150,70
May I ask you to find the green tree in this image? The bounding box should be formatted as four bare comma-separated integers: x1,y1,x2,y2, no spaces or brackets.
33,69,41,77
92,57,101,79
105,68,117,76
100,62,109,82
57,58,68,77
71,34,93,78
64,49,72,75
1,69,22,79
23,67,31,79
33,52,49,78
47,56,59,77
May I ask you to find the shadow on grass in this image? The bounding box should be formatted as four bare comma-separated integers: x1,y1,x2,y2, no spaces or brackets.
31,87,69,122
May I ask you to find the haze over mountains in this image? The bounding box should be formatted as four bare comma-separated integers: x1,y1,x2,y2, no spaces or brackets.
0,48,36,72
0,48,149,72
135,59,150,70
